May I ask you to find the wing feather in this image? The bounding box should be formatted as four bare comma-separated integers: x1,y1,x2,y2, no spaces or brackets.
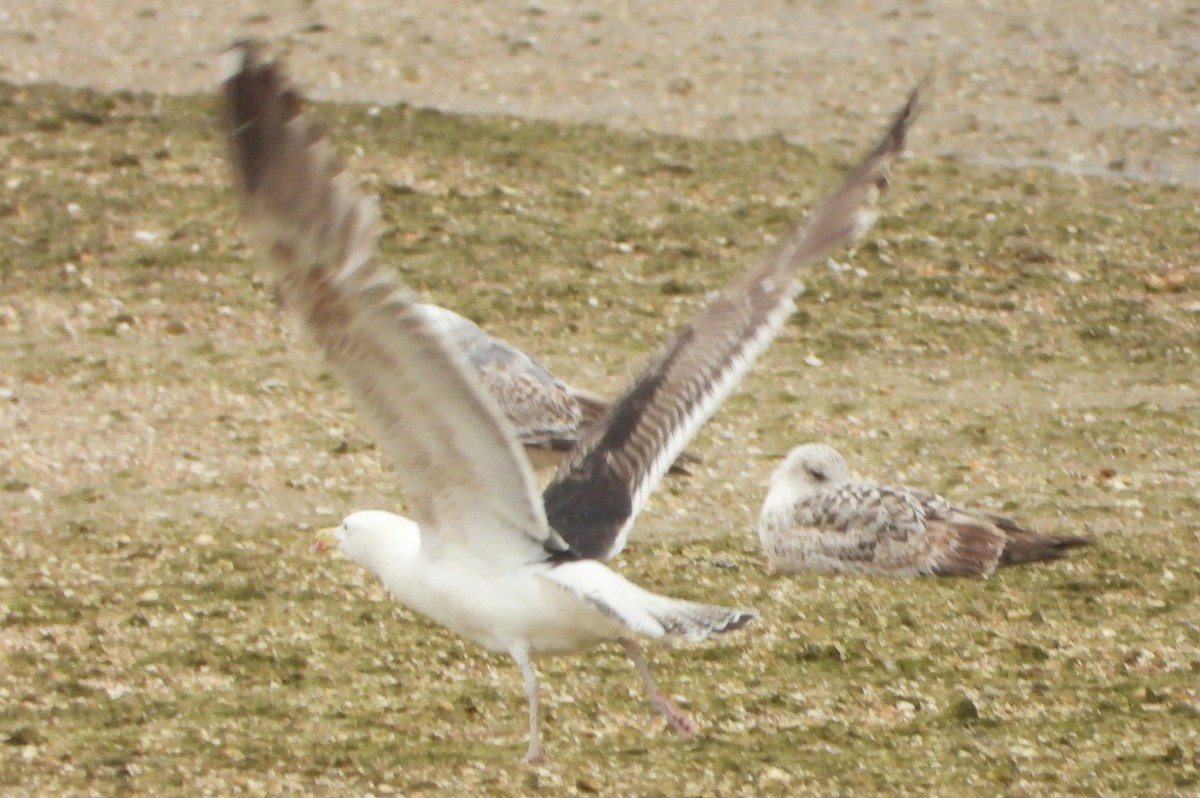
416,303,603,451
543,88,921,560
221,42,567,565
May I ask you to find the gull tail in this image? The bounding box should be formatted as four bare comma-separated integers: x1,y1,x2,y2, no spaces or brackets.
981,511,1092,567
646,595,757,643
542,560,755,642
570,389,610,428
999,529,1092,567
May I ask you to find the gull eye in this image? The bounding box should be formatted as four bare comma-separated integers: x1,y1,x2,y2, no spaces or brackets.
805,466,825,483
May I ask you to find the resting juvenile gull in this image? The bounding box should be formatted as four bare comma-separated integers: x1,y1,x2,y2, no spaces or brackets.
418,302,695,473
221,41,917,762
759,443,1091,577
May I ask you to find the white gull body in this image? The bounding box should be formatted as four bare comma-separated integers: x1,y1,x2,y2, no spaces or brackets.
330,510,719,654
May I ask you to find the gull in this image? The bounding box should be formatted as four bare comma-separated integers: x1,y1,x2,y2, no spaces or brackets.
221,40,918,762
414,301,609,465
418,301,696,472
759,443,1091,577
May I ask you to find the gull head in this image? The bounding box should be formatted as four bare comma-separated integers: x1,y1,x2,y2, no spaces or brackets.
314,510,421,572
768,443,851,502
313,524,345,554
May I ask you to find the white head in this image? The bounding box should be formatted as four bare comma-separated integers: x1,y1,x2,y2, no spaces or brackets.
314,510,421,575
766,443,851,504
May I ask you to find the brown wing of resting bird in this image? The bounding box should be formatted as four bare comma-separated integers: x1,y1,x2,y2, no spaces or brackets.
926,515,1009,577
984,511,1093,566
910,492,1091,575
928,508,1092,576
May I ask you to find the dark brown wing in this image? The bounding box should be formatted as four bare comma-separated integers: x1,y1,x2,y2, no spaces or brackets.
940,503,1091,567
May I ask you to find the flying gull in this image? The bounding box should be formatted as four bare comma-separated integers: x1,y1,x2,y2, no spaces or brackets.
759,443,1091,577
221,41,917,762
417,301,696,473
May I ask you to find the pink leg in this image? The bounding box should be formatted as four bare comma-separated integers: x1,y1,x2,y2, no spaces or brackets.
510,644,545,764
621,639,695,737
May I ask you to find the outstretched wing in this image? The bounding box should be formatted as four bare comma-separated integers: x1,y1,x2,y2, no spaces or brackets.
542,88,921,561
221,42,568,565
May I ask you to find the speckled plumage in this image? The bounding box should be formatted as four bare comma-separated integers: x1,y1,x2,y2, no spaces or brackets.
760,444,1091,577
414,302,609,461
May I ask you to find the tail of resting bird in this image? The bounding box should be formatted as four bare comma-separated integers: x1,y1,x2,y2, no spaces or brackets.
999,528,1092,567
571,388,610,428
981,511,1092,566
930,514,1091,576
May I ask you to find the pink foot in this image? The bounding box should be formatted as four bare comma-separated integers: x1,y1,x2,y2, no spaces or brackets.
654,690,695,738
522,744,545,765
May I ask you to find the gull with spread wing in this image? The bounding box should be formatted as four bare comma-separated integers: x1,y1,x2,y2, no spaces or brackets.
221,41,917,762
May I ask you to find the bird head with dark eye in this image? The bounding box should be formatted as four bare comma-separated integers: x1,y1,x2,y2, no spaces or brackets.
771,442,852,498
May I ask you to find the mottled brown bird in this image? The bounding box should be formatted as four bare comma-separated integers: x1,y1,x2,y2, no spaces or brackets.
760,443,1091,577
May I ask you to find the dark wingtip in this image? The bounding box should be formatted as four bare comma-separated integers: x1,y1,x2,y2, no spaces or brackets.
220,38,296,197
812,81,923,244
1000,533,1093,567
226,38,258,64
724,609,758,632
870,80,924,165
219,39,262,101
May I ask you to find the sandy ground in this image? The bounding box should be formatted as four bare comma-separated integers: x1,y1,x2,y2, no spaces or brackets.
3,5,1200,794
3,0,1199,184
